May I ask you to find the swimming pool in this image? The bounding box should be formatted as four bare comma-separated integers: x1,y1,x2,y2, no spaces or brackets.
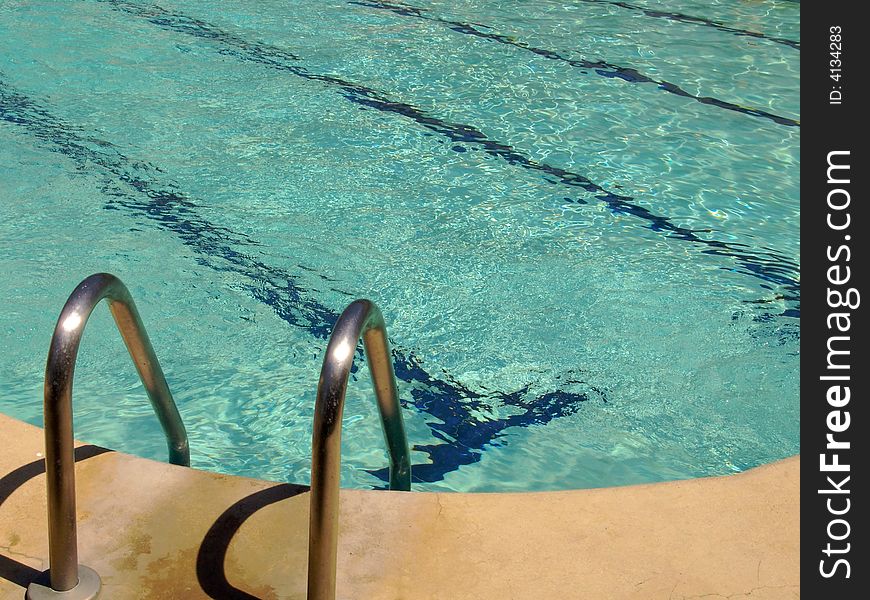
0,0,799,492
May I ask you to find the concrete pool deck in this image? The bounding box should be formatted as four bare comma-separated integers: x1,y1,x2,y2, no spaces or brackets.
0,413,798,599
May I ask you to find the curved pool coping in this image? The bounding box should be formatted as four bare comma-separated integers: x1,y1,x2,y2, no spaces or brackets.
0,413,798,599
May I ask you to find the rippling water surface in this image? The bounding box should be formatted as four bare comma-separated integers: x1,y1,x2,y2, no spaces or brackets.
0,0,799,491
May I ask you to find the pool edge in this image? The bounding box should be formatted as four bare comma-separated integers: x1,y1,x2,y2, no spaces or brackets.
0,412,799,598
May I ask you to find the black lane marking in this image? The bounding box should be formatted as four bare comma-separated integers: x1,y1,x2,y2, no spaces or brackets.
578,0,800,51
94,0,801,318
351,0,799,128
1,78,598,484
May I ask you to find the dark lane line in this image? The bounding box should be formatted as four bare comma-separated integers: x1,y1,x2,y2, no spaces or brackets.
95,0,801,317
579,0,800,50
1,78,598,484
351,0,799,128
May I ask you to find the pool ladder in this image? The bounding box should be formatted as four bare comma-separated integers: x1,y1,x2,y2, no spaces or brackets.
26,273,411,600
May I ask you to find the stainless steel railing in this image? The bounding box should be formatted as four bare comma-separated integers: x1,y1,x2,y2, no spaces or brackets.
308,300,411,600
27,273,189,600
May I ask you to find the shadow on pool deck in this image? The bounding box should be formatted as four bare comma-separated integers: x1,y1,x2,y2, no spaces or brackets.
0,444,112,589
196,483,309,600
0,413,798,599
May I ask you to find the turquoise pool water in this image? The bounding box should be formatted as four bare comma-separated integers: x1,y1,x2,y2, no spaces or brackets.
0,0,799,491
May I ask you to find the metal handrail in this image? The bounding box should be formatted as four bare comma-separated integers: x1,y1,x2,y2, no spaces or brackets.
28,273,189,600
308,299,411,600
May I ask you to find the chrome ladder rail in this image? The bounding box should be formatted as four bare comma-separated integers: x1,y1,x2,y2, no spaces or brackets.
308,300,411,600
26,273,189,600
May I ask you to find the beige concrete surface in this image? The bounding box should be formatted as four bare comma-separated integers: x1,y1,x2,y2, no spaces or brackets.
0,413,798,599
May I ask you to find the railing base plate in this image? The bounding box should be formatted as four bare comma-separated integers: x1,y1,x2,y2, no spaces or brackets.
25,565,101,600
